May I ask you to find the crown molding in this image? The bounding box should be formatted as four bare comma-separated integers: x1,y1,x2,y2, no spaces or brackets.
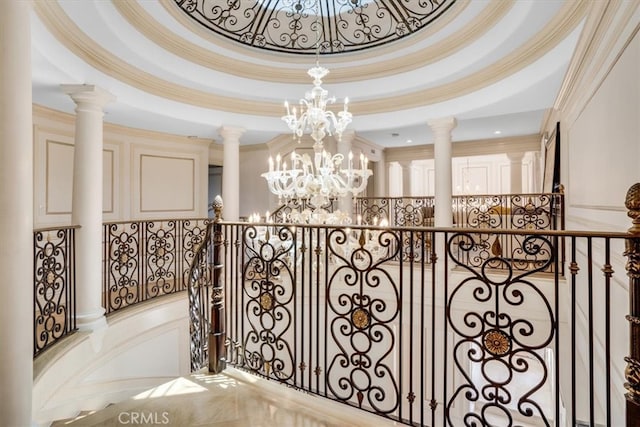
34,0,587,118
33,103,215,147
553,0,640,127
33,1,279,115
384,134,540,163
141,0,503,82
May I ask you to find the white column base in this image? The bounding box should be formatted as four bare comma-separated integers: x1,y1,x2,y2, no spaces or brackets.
76,308,107,332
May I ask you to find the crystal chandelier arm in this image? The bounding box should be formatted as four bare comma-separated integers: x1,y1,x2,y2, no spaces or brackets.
264,4,370,213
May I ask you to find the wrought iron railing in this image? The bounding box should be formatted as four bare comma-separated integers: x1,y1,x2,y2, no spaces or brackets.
354,194,564,230
33,226,78,357
354,194,565,272
103,218,211,314
188,223,213,372
193,215,632,426
451,193,564,231
354,196,436,227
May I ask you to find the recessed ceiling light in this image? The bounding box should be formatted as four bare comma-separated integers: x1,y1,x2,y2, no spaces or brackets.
406,139,412,144
494,130,502,135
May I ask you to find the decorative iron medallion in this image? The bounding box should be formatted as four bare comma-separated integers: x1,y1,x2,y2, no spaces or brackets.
260,292,274,311
174,0,457,55
352,307,370,329
483,329,511,356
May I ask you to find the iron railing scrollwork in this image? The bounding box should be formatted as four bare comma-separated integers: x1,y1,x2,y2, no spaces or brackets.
33,226,78,357
173,0,457,55
446,232,556,426
625,183,640,427
355,193,564,272
103,218,210,314
215,218,630,426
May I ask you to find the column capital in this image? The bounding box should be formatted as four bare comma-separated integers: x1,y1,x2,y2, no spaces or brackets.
427,116,457,135
506,151,526,161
219,126,245,143
61,84,115,110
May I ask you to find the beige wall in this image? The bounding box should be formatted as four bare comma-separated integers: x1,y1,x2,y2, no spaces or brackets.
550,17,639,426
33,106,211,227
565,30,639,227
239,144,272,218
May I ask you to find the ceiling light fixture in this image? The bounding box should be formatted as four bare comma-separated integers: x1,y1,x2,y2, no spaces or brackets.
261,0,372,217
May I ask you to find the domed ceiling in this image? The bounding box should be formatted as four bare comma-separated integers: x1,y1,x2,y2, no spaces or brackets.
173,0,456,54
30,0,588,146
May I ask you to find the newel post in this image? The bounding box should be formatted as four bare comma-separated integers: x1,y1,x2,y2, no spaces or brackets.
209,195,226,374
625,183,640,426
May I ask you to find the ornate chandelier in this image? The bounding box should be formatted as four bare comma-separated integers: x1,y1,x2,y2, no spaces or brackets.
282,64,352,145
261,0,372,217
261,63,372,211
262,53,371,215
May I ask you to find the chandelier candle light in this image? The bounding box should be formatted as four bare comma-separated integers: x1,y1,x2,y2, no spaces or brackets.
262,63,372,211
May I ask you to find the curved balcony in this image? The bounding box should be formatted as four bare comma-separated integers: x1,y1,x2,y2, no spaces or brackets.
33,191,638,427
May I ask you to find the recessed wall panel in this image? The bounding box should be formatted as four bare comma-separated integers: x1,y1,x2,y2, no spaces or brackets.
140,155,194,212
46,140,73,214
103,149,114,213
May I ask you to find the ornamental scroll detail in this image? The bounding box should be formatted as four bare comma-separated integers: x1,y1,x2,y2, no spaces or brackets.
242,225,297,381
174,0,456,54
325,227,401,414
34,228,76,355
446,232,555,426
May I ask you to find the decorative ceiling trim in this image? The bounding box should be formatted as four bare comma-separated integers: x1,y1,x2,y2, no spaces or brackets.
353,0,589,115
121,0,510,82
157,0,471,66
34,0,277,115
170,0,457,55
34,0,588,117
553,0,640,127
384,134,540,162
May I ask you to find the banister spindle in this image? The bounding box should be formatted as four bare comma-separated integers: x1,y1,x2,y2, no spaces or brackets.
624,183,640,427
209,195,226,374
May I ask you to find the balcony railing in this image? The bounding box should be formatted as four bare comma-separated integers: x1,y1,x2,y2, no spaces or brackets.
33,226,78,357
354,194,565,273
354,193,564,230
192,186,640,426
102,218,211,314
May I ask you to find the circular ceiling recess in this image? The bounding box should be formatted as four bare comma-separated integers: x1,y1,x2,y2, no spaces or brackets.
172,0,457,55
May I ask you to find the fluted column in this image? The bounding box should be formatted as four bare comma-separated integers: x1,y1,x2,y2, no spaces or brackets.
220,126,244,221
507,152,525,194
428,117,457,227
0,1,33,424
337,131,355,217
63,84,115,331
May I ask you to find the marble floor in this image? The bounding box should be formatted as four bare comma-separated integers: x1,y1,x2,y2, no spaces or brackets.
52,368,398,427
